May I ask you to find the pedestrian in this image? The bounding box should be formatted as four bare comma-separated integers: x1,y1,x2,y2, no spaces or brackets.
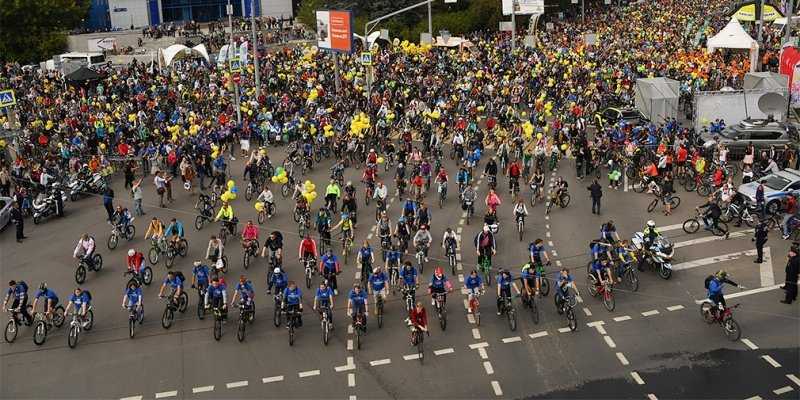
755,180,766,218
102,186,115,222
10,201,25,243
123,161,136,190
782,244,799,304
132,178,145,216
154,171,167,208
753,221,768,263
587,179,602,215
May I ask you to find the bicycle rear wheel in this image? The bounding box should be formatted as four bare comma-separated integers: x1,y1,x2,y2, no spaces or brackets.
567,308,577,331
237,319,246,342
602,288,615,311
67,325,79,348
723,317,741,341
33,321,47,345
214,318,222,341
647,198,658,213
508,309,517,331
682,218,700,234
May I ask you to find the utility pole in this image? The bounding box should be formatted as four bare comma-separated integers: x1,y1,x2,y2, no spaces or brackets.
785,0,795,46
251,0,261,98
511,0,517,51
427,0,433,39
228,0,241,124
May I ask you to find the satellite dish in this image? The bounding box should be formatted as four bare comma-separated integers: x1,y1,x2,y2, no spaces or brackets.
757,92,788,116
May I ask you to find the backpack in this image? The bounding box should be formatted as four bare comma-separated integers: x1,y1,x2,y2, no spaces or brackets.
17,281,28,293
704,275,714,290
175,271,186,282
83,290,92,301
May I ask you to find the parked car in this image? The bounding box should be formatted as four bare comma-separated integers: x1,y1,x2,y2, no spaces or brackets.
737,168,800,214
593,107,649,129
699,119,798,158
0,197,12,230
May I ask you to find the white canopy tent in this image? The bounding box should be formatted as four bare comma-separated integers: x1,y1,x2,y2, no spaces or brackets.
634,77,680,122
707,18,758,52
159,44,210,67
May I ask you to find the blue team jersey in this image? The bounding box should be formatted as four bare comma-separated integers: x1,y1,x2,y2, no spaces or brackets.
558,274,574,285
430,275,448,290
193,265,210,284
35,288,59,302
283,287,302,305
271,272,288,289
125,287,142,304
400,267,417,285
207,285,226,299
530,245,545,262
359,247,373,262
321,254,338,272
69,292,91,307
497,273,514,289
236,281,255,298
349,289,367,306
386,250,401,262
591,260,606,271
163,276,184,289
315,287,334,303
465,275,482,289
369,272,388,292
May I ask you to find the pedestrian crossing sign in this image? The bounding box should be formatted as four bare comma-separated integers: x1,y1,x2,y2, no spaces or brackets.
229,57,242,74
0,90,15,108
361,52,372,66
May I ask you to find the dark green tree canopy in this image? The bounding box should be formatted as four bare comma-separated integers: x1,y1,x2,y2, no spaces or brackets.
0,0,90,64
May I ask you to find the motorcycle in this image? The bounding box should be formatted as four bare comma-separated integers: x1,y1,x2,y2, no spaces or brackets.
631,232,674,279
32,192,62,225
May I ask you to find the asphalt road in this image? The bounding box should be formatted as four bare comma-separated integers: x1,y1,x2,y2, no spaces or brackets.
1,144,798,399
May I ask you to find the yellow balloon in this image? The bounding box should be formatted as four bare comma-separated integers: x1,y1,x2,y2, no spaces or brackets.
377,156,384,164
271,176,279,183
560,144,568,151
536,133,543,140
280,176,289,184
99,143,106,150
227,180,235,190
255,202,265,212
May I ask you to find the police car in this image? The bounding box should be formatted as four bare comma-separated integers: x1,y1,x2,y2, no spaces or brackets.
593,107,649,130
737,168,800,214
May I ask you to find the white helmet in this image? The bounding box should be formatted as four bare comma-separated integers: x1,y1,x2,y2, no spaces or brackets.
128,249,135,257
646,220,656,228
273,267,281,274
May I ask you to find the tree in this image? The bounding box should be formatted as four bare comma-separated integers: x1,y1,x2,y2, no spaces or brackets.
0,0,90,64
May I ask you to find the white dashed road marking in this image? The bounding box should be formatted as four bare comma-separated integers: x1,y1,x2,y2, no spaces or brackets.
483,361,495,375
741,338,759,350
641,310,660,317
666,305,685,311
348,373,355,387
613,315,632,322
773,386,794,395
299,370,321,378
529,331,548,339
262,376,284,383
616,352,629,366
478,347,489,359
491,381,503,396
226,381,248,389
502,336,522,343
583,307,592,316
120,397,143,400
434,348,455,355
787,374,800,387
558,327,572,333
370,359,391,366
647,394,658,400
403,354,421,361
155,391,178,399
469,341,489,349
630,372,645,385
603,336,617,348
472,328,481,339
762,355,782,368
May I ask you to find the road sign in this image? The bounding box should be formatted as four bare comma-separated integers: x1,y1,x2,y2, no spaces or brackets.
229,57,242,73
0,90,16,108
361,52,372,66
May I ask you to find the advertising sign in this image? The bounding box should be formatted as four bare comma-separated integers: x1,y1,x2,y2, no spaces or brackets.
780,45,800,106
731,1,784,21
501,0,544,15
316,10,353,52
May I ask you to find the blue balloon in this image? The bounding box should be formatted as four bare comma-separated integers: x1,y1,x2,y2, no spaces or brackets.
231,187,238,194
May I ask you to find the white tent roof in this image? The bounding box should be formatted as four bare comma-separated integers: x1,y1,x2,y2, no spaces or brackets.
707,18,758,52
160,44,210,66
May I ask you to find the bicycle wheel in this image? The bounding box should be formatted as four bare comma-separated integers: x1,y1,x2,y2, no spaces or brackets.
356,329,362,350
4,320,16,343
632,180,646,193
682,218,700,234
602,287,615,311
518,221,524,241
245,184,253,201
125,225,136,241
647,198,658,213
194,215,205,230
53,306,65,327
214,318,222,341
697,184,711,197
683,178,697,192
273,306,281,327
237,319,246,342
164,250,175,268
417,333,424,363
178,239,188,257
93,254,103,271
566,308,577,331
439,309,447,331
531,300,539,324
305,268,312,289
540,277,550,297
720,207,734,223
243,252,251,270
148,247,160,265
322,319,330,345
712,222,729,237
75,265,86,284
142,267,153,285
668,196,680,209
67,325,79,348
723,317,741,341
508,308,517,331
378,303,384,328
258,210,266,224
33,321,47,345
699,302,715,324
178,292,189,313
626,269,640,292
107,234,118,250
161,308,174,329
129,316,136,339
559,194,571,208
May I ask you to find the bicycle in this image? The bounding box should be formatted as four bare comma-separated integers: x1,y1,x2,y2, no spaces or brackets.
529,182,543,207
242,239,260,270
520,288,539,324
126,304,144,339
647,194,681,213
160,291,188,329
257,202,275,224
124,268,153,288
287,308,301,346
499,295,517,331
4,306,32,343
32,306,66,345
700,301,742,341
587,273,615,312
554,286,578,332
75,253,103,284
468,289,482,326
375,293,385,328
319,303,333,346
303,256,317,289
445,242,457,275
479,254,492,286
516,213,525,241
437,181,447,209
341,232,354,265
402,285,417,313
66,309,94,349
237,300,255,342
353,311,367,350
107,222,136,250
433,293,447,331
218,220,238,245
719,202,758,227
194,205,214,230
196,285,208,320
272,293,283,327
614,258,640,292
683,210,729,237
411,325,425,363
148,236,169,265
545,189,570,214
212,306,225,341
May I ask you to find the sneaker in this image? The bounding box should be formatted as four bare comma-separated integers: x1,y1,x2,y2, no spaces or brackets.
266,289,272,294
334,289,339,295
496,311,501,316
783,234,790,240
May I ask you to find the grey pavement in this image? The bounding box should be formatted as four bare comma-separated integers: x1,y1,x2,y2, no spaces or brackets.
1,145,799,399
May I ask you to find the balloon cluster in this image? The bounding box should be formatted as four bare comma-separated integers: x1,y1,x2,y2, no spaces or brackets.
271,167,289,184
522,121,535,140
307,88,319,104
350,113,371,137
211,144,220,159
301,180,318,203
323,124,335,138
220,180,238,202
423,110,441,120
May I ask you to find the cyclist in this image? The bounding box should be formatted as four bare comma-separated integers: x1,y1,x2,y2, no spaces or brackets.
347,283,368,328
314,280,335,327
485,188,502,215
111,205,132,230
206,235,225,267
697,195,724,234
520,262,536,299
416,202,432,230
529,239,551,296
126,248,146,282
359,240,375,276
483,157,498,184
121,281,143,321
513,198,528,223
528,169,545,201
457,166,471,194
269,267,287,296
409,301,428,344
590,258,613,288
191,261,211,294
64,287,92,327
368,267,388,313
554,176,569,201
474,225,496,267
4,281,31,325
282,281,303,327
164,217,185,246
320,249,341,295
73,234,97,271
256,186,274,218
158,270,184,301
402,199,417,226
400,261,419,287
377,212,393,251
374,180,388,208
507,159,522,193
706,270,742,318
230,275,255,311
32,282,59,320
215,201,237,236
298,234,318,265
442,227,458,256
241,220,259,254
316,207,332,249
435,167,448,192
496,268,519,315
554,268,577,311
261,231,284,268
413,224,432,262
205,277,228,320
144,216,165,241
465,270,483,314
600,220,620,243
325,179,341,210
332,212,354,245
428,267,452,307
395,216,412,252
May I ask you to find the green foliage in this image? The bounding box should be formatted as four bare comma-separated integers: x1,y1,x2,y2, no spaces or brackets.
0,0,90,63
298,0,504,42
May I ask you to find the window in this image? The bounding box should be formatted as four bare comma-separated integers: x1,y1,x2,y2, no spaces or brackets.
763,175,792,190
89,55,105,64
788,181,800,191
749,130,782,140
603,109,618,120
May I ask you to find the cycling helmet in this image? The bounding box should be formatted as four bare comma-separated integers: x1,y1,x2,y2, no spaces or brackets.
446,227,452,233
373,267,381,274
398,216,406,223
715,270,727,279
434,267,444,276
420,224,427,230
273,267,281,274
646,220,656,228
128,249,135,257
341,212,350,219
193,261,202,266
39,282,47,291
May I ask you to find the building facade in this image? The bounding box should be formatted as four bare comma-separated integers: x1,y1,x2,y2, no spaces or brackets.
99,0,293,29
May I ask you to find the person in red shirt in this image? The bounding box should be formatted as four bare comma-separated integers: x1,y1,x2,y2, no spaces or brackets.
411,174,424,200
298,234,318,262
127,248,144,273
507,160,522,193
676,145,688,177
241,220,259,252
408,301,428,344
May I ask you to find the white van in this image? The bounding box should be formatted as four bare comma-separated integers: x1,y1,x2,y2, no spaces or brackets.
58,52,110,69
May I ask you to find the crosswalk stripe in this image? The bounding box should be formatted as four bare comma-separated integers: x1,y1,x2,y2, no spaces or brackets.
674,229,753,248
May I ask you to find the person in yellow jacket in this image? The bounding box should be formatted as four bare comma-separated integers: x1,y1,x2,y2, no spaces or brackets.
215,202,237,236
144,217,164,241
325,180,341,210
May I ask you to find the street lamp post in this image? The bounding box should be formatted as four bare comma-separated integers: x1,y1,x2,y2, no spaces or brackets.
251,0,261,99
228,0,241,124
511,0,517,51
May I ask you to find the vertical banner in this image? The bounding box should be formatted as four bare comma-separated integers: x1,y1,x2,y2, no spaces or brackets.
316,10,353,52
780,45,800,106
